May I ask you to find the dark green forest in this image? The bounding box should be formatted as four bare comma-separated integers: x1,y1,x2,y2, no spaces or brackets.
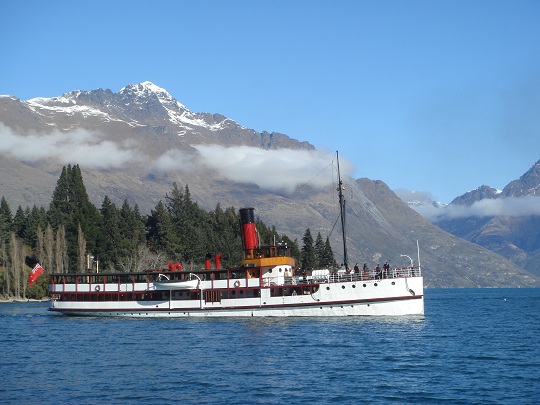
0,164,335,300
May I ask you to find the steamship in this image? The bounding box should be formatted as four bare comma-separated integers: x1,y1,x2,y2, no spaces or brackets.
48,155,424,317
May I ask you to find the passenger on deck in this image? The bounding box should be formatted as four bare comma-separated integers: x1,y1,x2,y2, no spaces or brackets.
354,263,360,273
383,261,390,278
375,264,382,280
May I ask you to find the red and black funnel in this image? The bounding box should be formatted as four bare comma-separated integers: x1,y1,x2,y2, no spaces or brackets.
239,208,259,251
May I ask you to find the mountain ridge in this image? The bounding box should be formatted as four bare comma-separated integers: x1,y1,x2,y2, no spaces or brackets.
428,159,540,276
1,82,538,287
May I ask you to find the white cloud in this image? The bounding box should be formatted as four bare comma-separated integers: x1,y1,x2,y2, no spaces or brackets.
189,144,353,193
394,189,437,204
0,126,354,192
417,195,540,220
0,123,141,169
151,149,197,172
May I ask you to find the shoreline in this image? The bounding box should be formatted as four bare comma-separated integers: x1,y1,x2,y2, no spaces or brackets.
0,298,50,303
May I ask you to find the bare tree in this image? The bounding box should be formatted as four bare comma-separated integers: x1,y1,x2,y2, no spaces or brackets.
1,240,8,297
55,225,68,273
20,242,28,299
36,224,45,264
9,232,21,298
44,223,54,273
118,243,160,272
77,223,86,273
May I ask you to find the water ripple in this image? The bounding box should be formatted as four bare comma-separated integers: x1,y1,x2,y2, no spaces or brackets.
1,289,539,404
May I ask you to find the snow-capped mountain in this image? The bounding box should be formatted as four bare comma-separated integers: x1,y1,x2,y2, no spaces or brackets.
431,161,540,277
393,189,446,219
25,81,239,132
502,159,540,197
0,82,538,287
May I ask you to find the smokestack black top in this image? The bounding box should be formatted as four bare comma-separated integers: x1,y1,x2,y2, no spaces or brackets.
239,207,255,224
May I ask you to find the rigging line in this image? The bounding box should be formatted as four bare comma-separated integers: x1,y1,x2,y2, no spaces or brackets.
253,161,335,219
327,212,340,240
294,161,335,191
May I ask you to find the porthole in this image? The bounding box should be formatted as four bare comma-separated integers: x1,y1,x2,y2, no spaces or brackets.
326,287,330,290
363,284,367,287
391,281,395,285
374,283,378,287
342,285,346,289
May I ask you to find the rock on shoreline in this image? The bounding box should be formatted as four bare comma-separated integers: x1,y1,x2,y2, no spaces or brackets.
0,298,50,303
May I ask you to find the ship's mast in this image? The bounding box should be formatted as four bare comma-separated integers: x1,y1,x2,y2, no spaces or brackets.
336,151,349,270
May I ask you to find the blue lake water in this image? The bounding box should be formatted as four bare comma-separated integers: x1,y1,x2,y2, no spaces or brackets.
1,289,539,404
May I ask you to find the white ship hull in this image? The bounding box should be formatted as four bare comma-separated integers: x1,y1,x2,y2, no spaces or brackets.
49,276,424,317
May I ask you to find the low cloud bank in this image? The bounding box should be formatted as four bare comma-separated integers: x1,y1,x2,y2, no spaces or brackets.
0,124,140,169
1,125,350,193
151,149,198,172
192,145,352,193
414,195,540,220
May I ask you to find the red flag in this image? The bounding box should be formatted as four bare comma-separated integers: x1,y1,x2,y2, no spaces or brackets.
28,263,44,285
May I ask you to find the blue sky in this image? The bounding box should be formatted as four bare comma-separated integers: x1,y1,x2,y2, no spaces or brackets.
1,0,539,203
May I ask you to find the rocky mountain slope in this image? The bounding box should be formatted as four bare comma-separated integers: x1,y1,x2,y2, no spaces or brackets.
1,82,538,287
434,160,540,276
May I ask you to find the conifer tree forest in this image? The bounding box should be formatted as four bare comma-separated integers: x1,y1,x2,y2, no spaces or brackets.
0,165,334,300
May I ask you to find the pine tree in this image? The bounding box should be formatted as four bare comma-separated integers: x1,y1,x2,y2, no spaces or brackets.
98,196,121,271
146,200,181,260
0,197,13,244
301,228,316,270
13,206,27,239
205,204,243,268
48,166,70,228
24,206,47,248
314,232,325,268
118,200,146,261
321,236,335,269
48,164,101,272
165,184,206,264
